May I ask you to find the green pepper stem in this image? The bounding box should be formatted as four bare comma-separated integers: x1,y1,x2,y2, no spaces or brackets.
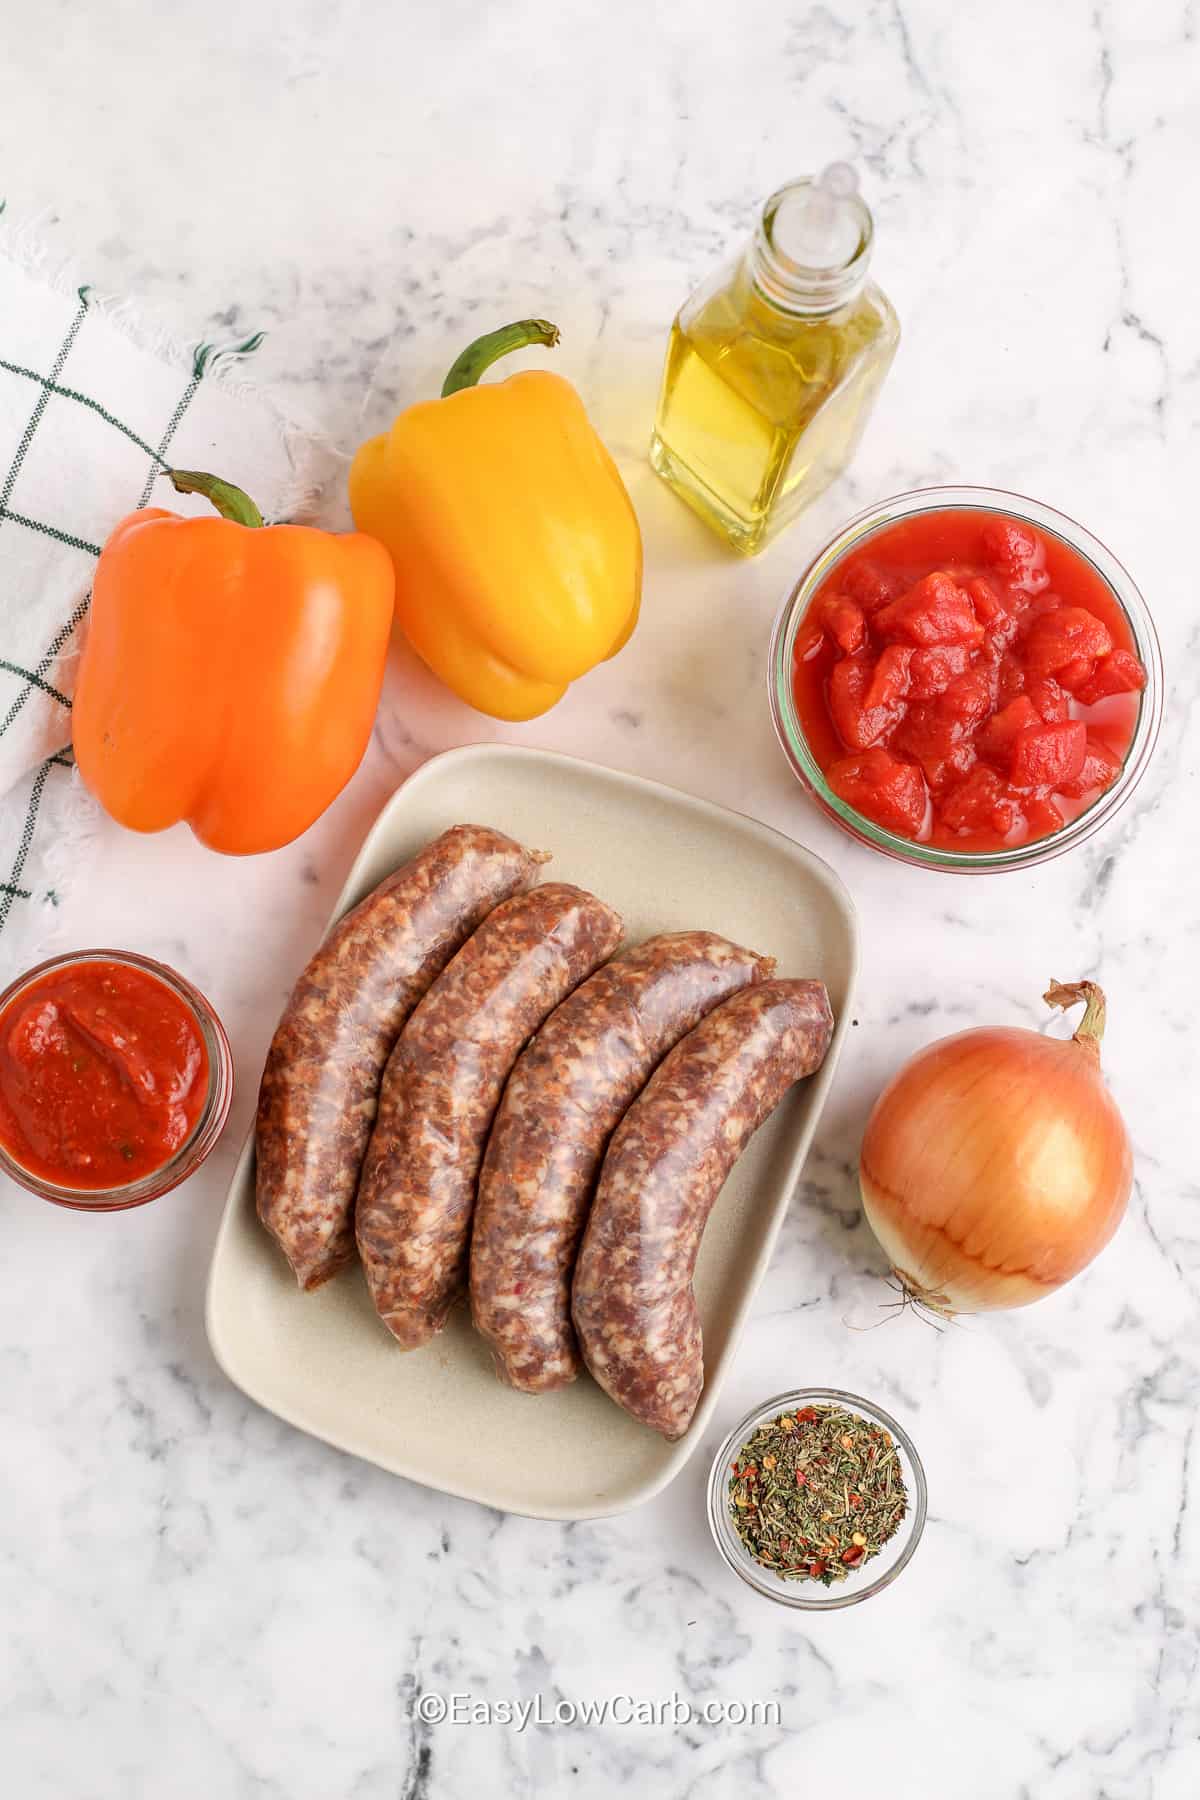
166,469,264,528
1044,978,1106,1058
441,319,561,397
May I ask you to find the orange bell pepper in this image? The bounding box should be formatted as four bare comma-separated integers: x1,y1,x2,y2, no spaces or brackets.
349,320,642,721
73,471,394,855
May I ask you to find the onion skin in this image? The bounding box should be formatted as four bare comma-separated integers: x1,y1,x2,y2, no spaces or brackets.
859,981,1132,1314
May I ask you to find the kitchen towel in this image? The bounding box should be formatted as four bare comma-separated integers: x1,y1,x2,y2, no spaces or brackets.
0,214,325,970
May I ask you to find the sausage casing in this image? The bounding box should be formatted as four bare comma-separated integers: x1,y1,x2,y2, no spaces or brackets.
356,882,623,1348
470,931,775,1392
572,979,834,1439
256,823,545,1291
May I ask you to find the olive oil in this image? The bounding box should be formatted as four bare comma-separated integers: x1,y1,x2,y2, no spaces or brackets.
650,168,899,555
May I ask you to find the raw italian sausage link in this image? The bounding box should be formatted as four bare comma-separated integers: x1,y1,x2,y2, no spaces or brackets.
356,883,623,1348
572,979,834,1440
256,823,546,1291
470,932,775,1392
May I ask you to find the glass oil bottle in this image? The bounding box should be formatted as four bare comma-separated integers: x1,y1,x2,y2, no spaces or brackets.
650,166,899,556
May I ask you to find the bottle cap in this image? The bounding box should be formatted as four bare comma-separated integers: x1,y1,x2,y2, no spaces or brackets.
754,166,874,314
772,163,863,270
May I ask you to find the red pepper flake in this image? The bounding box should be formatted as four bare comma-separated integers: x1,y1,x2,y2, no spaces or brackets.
795,1471,807,1487
841,1545,866,1566
795,1406,818,1423
849,1493,862,1507
809,1560,827,1578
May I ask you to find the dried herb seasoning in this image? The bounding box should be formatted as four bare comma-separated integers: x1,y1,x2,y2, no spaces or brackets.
728,1403,907,1585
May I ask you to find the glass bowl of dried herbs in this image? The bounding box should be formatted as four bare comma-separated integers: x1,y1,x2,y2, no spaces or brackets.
706,1388,927,1609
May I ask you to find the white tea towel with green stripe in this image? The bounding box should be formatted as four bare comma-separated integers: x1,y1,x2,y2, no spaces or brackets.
0,226,324,969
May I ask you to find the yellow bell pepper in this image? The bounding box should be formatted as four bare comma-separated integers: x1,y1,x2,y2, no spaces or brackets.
349,320,642,720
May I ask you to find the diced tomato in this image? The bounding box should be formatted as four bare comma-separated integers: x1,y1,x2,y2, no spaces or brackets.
1010,720,1087,790
1075,648,1147,705
864,644,913,711
894,705,977,790
818,595,868,656
875,572,984,648
828,654,870,747
840,561,904,614
1056,656,1099,696
977,696,1040,759
983,610,1021,655
981,517,1039,577
909,643,970,699
827,749,928,839
939,667,993,733
1024,795,1065,839
1057,734,1123,798
964,576,1006,624
1022,586,1061,618
828,654,906,749
939,766,1023,836
1025,607,1113,678
979,655,1003,706
928,743,977,790
996,651,1026,705
1026,676,1070,722
895,701,959,764
981,518,1050,593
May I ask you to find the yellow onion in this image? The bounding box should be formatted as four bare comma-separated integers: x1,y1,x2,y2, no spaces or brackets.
859,980,1132,1315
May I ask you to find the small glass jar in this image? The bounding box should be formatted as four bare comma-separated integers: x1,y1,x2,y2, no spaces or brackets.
0,948,234,1210
650,166,899,555
768,485,1164,873
707,1387,927,1610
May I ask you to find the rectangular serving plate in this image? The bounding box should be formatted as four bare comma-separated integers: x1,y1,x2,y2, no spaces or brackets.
206,744,859,1520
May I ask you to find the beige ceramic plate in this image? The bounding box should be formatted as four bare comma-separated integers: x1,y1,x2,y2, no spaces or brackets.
206,744,859,1520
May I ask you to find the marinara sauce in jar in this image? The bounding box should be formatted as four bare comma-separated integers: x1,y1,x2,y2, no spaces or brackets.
769,487,1162,871
0,950,233,1209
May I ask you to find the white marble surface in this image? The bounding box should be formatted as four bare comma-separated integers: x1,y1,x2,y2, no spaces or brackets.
2,3,1198,1795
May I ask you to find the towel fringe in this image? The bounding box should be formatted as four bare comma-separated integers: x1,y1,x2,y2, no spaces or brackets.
0,208,334,525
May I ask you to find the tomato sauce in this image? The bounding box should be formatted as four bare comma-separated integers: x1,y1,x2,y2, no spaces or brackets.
791,508,1147,852
0,959,209,1190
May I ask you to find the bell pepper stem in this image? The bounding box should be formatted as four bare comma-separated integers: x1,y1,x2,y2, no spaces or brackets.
441,320,561,397
166,469,264,528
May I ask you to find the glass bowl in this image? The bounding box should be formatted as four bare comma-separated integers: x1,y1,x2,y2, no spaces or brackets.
707,1387,927,1609
768,485,1164,872
0,948,234,1211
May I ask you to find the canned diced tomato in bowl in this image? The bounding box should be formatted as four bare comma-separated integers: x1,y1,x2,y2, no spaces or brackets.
768,487,1163,872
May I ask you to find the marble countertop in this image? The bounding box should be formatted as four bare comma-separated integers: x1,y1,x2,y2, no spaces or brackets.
2,3,1196,1795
